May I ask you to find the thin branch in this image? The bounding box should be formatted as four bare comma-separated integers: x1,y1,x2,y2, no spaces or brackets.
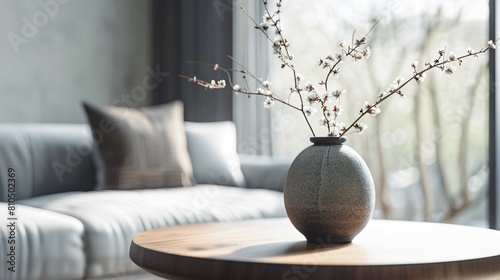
339,46,494,137
178,74,302,111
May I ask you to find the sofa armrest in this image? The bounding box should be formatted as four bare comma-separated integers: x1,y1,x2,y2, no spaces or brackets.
239,154,292,192
0,124,96,201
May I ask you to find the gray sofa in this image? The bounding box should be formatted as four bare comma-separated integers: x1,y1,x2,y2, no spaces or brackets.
0,123,290,280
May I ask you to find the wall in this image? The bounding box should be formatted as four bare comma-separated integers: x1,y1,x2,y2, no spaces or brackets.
0,0,152,123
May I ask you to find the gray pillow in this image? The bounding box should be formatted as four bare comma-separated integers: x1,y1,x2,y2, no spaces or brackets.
185,121,246,187
82,101,196,190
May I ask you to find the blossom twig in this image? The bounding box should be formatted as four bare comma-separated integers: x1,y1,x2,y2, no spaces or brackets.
180,0,497,138
340,42,496,137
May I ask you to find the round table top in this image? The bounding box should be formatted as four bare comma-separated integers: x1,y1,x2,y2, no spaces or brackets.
130,218,500,280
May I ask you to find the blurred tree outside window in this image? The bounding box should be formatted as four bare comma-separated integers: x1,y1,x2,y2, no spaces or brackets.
267,0,490,226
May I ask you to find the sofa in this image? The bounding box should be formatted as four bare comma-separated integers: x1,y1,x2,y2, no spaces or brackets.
0,114,291,279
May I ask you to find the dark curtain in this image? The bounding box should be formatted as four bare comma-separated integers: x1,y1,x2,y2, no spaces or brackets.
151,0,233,122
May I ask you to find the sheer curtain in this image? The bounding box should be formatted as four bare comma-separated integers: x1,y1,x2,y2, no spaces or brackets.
232,1,273,155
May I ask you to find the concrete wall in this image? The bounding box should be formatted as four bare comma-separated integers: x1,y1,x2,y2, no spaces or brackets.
0,0,152,123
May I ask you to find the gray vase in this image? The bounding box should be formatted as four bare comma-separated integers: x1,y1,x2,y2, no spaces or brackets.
284,137,375,244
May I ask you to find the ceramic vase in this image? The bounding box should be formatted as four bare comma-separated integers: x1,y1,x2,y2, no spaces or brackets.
284,137,375,244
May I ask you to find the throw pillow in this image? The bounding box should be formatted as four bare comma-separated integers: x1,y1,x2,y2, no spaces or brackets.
82,101,196,190
185,121,247,187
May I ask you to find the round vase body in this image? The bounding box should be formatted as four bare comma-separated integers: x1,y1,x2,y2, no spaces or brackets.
284,137,375,244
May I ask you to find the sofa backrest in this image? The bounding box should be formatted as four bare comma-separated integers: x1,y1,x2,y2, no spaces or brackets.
0,124,96,201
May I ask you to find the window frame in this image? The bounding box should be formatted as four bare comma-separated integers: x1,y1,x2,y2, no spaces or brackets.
489,0,499,230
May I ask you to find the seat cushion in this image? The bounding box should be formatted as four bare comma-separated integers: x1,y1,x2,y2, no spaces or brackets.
19,186,286,278
82,101,196,190
0,203,85,280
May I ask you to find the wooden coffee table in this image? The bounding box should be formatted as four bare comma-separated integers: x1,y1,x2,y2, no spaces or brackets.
130,218,500,280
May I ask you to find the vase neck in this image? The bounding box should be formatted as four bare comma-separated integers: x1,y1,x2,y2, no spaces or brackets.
310,137,346,145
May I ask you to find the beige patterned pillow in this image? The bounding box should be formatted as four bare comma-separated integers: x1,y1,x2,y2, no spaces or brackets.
82,101,196,190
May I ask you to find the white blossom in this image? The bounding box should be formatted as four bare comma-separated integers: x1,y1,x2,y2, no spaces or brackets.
393,77,404,84
305,82,315,92
331,122,345,137
332,89,345,99
324,91,333,103
272,38,280,54
363,101,381,116
332,68,341,78
362,47,371,59
208,79,226,89
259,21,269,31
387,83,398,92
262,12,271,23
354,122,368,134
444,63,456,76
319,117,327,126
262,80,271,88
415,72,427,83
307,92,317,103
332,105,343,116
467,47,474,55
335,53,343,62
386,77,404,92
489,40,497,49
304,106,317,116
351,52,363,62
263,97,275,108
233,84,241,91
448,52,456,61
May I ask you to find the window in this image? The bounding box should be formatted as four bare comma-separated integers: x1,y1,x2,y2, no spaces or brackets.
265,0,490,226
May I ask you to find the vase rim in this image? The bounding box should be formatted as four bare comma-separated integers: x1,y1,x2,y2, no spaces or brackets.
310,137,346,145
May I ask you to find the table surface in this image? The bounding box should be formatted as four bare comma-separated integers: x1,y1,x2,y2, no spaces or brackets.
129,218,500,280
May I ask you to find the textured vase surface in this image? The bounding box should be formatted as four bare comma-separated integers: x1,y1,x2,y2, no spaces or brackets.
284,137,375,244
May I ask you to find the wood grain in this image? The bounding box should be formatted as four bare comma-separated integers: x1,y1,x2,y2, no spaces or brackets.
130,218,500,280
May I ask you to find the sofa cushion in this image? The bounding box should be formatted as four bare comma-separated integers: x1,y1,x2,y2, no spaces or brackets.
82,101,196,190
0,203,85,280
19,186,286,277
185,121,246,187
239,154,291,192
